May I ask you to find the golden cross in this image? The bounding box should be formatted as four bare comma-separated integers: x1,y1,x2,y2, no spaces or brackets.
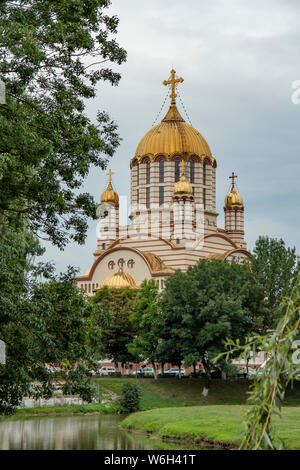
163,69,184,103
229,172,237,187
106,169,115,184
179,160,187,177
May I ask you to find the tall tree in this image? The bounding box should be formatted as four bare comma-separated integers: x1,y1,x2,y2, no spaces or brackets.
0,0,126,246
90,287,138,370
128,279,164,379
250,236,300,332
161,259,264,392
0,227,99,414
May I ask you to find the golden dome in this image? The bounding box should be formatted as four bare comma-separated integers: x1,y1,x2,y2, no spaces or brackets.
101,182,119,206
225,185,243,209
101,268,138,289
173,175,193,198
134,102,212,162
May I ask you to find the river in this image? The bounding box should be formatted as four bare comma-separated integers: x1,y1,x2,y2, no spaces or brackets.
0,414,204,450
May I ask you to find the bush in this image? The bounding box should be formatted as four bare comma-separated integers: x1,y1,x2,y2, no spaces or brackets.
120,382,143,412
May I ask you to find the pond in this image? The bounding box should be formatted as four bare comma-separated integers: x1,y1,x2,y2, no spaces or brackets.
0,414,204,450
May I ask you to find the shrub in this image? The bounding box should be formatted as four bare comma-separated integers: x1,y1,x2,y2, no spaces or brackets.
120,382,143,412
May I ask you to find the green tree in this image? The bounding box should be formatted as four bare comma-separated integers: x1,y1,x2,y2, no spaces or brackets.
221,276,300,450
0,0,126,246
251,236,300,332
128,279,164,379
0,0,126,414
0,227,99,414
90,287,138,371
161,259,264,392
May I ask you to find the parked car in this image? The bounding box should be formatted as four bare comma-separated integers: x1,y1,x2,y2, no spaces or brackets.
161,368,186,377
131,367,154,376
98,366,116,376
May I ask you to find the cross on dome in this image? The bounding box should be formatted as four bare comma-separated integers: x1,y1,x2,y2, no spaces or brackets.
229,171,237,188
106,169,115,184
179,160,187,177
163,69,184,104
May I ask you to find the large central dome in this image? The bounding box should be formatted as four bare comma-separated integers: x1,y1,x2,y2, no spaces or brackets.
134,101,213,162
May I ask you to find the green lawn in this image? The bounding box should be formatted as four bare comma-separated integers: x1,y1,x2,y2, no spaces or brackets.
122,405,300,450
94,377,300,409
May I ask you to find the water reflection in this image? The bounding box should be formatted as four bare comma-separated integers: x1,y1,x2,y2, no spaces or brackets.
0,415,202,450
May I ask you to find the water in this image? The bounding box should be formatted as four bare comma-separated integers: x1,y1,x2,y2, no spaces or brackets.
0,414,203,450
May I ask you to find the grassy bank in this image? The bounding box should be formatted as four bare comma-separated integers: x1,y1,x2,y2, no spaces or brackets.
12,402,121,417
95,377,300,409
122,405,300,450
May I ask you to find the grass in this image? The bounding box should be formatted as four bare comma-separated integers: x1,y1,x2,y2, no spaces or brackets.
122,405,300,450
12,402,121,417
94,377,300,409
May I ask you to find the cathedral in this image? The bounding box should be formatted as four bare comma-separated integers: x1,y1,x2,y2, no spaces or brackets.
76,69,250,294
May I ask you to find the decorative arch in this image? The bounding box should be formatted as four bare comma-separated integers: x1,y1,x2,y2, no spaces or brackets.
203,233,238,249
154,154,167,162
76,246,175,282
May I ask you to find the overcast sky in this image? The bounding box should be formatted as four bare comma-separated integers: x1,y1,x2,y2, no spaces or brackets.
43,0,300,275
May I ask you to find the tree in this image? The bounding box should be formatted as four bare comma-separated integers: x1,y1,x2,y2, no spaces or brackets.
0,227,99,414
90,286,138,371
128,279,164,379
221,275,300,450
0,0,126,247
160,259,264,392
250,236,300,332
0,0,126,414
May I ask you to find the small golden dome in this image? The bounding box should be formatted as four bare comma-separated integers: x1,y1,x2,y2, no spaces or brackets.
173,174,193,198
100,175,119,206
225,185,243,209
134,102,212,160
101,268,138,289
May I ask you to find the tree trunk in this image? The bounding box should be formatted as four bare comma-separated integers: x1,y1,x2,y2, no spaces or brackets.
202,357,211,396
161,362,164,377
178,363,182,379
193,364,197,378
153,361,157,380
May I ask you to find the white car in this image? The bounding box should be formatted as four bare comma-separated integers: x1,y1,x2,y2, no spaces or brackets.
162,368,186,376
98,366,116,376
131,367,154,376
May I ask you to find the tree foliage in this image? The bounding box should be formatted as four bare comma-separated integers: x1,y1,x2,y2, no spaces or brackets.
160,259,264,385
0,0,126,414
0,227,99,414
221,276,300,450
90,286,138,367
128,279,163,378
250,236,299,332
0,0,126,246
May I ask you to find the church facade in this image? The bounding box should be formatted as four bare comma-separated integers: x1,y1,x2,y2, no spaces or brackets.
76,70,250,294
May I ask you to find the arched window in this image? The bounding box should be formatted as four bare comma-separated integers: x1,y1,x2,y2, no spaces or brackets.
146,187,150,208
203,163,207,186
190,160,195,184
146,161,151,184
174,157,181,182
159,159,164,183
